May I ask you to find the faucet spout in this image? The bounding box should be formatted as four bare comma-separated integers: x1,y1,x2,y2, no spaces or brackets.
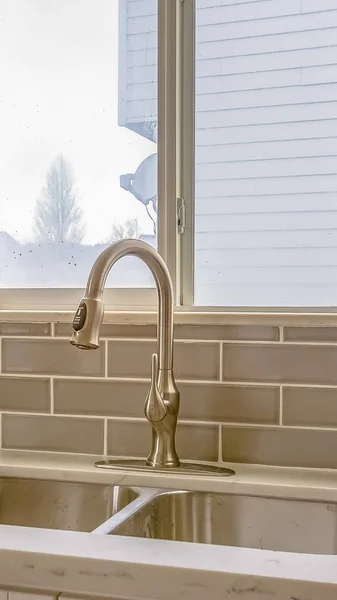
70,239,180,468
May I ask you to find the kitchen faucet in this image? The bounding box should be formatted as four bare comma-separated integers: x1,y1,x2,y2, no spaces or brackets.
70,239,180,468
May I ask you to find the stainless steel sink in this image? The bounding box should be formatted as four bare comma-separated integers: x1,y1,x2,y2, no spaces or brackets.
111,489,337,554
0,478,138,532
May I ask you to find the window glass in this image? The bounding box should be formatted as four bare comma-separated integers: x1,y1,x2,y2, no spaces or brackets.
0,0,157,288
194,0,337,306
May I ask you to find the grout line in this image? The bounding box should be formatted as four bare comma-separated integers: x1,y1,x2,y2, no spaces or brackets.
10,334,337,347
56,336,283,345
104,340,108,378
2,407,337,432
218,424,222,464
2,372,337,389
0,447,102,457
50,322,55,337
18,332,337,347
0,411,105,420
50,378,54,414
218,422,337,432
279,386,283,426
1,336,59,341
103,418,108,457
219,342,223,381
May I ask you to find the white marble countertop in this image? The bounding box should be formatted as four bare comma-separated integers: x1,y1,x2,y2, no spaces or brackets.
0,450,337,600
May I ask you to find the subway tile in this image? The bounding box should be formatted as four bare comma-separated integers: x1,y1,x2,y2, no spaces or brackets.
179,383,279,423
2,414,104,454
222,343,337,385
0,322,51,336
174,324,279,341
10,594,55,600
54,378,279,423
54,378,149,417
108,340,220,380
55,322,156,339
173,342,219,380
283,387,337,427
55,323,76,337
284,326,337,343
0,377,50,412
107,420,219,462
108,340,156,378
222,426,337,468
2,339,105,377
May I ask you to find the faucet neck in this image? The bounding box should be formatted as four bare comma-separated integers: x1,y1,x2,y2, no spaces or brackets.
85,239,174,371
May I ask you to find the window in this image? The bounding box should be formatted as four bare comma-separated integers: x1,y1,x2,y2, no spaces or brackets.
2,0,337,310
193,0,337,307
0,0,157,290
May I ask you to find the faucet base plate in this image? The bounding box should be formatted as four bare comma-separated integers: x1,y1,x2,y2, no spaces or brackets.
94,459,235,477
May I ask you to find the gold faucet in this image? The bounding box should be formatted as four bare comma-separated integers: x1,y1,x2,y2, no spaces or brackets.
70,239,180,468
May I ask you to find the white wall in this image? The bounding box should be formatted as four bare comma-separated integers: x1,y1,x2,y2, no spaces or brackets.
120,0,337,306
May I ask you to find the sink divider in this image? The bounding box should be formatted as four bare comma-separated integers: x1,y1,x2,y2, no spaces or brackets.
91,488,161,535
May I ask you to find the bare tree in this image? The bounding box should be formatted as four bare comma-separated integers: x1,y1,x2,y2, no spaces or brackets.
110,218,141,243
34,155,84,243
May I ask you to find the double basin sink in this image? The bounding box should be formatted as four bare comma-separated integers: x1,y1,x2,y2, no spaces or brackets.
0,477,336,554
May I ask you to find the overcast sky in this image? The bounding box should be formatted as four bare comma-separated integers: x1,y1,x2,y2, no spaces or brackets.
0,0,156,243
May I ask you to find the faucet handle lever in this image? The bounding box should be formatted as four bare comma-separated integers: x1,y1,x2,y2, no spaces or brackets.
144,353,167,423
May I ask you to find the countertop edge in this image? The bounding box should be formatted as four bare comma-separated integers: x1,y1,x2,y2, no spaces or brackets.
0,527,336,600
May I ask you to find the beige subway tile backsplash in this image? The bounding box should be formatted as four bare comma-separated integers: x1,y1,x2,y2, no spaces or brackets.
0,322,51,336
108,340,220,380
284,326,337,343
4,319,337,470
222,426,337,469
283,387,337,427
2,339,105,377
0,377,50,413
2,414,104,454
107,419,219,462
222,343,337,385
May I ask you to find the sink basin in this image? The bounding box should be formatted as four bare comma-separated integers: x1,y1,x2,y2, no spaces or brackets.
0,478,138,532
111,489,337,554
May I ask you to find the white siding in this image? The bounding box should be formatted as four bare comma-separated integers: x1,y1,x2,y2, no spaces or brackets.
121,0,337,306
118,0,157,134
